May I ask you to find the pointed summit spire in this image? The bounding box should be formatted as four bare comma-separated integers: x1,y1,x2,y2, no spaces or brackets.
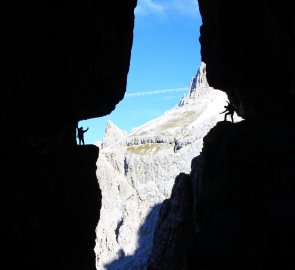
178,62,210,107
195,62,209,89
102,120,127,148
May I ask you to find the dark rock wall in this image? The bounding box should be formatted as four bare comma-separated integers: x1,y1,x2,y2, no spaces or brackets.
149,119,295,270
148,174,194,270
191,120,295,269
148,1,295,269
2,1,136,269
3,145,101,270
2,1,136,142
199,0,295,119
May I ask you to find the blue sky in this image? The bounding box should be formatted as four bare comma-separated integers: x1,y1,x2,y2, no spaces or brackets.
80,0,202,144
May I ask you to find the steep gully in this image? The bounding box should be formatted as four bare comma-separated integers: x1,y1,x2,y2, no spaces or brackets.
96,1,295,269
95,63,242,269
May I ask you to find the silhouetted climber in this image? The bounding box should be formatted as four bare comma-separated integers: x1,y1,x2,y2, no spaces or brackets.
77,126,89,145
220,101,235,123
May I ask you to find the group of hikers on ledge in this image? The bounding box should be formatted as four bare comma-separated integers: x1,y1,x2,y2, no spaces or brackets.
77,101,235,145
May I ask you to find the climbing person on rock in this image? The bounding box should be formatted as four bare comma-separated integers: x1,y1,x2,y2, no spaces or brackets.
220,101,235,123
77,126,89,145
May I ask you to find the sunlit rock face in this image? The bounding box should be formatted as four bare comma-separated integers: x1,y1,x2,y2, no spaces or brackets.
95,63,241,269
148,1,295,269
2,2,137,270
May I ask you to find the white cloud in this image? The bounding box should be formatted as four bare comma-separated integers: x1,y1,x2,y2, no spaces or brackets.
170,0,199,16
135,0,199,17
135,0,167,16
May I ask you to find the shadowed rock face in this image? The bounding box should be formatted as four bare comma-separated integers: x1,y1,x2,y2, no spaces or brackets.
198,0,295,118
188,119,295,269
148,1,295,269
149,119,295,270
2,1,136,269
148,173,194,270
2,1,136,142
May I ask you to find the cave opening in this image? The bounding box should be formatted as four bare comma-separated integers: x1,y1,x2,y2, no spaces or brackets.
78,0,202,147
3,0,295,269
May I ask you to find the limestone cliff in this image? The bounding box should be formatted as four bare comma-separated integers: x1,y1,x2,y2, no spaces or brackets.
95,64,241,269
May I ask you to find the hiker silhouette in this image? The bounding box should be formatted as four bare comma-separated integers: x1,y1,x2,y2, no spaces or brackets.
77,126,89,145
220,101,235,123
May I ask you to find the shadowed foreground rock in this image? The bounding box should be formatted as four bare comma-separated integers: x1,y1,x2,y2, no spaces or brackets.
198,0,295,119
148,173,194,270
3,145,100,269
1,1,136,269
148,1,295,269
149,118,295,269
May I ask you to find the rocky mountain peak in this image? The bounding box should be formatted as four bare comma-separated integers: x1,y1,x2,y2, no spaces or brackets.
178,62,210,107
194,61,208,89
101,120,127,149
95,62,243,269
